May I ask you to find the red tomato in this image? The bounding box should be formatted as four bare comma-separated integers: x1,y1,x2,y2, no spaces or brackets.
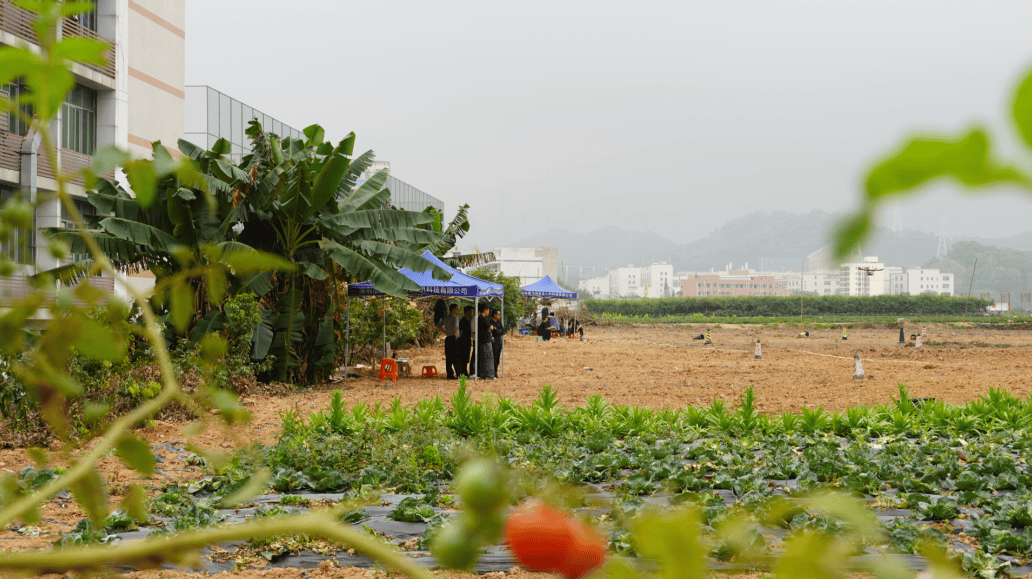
556,519,607,579
503,500,575,571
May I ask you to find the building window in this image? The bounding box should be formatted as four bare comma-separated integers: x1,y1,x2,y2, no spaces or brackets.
60,197,99,263
61,84,97,155
6,80,33,136
0,189,34,265
71,1,98,31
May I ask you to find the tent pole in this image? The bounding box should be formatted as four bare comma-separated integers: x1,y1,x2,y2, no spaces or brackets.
499,297,504,378
382,295,387,359
474,296,479,380
345,295,350,386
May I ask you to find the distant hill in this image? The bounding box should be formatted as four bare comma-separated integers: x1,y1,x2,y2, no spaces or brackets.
509,225,682,268
924,241,1032,304
510,211,1032,278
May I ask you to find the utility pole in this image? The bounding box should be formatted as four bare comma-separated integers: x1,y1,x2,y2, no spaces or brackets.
966,258,978,315
800,258,804,321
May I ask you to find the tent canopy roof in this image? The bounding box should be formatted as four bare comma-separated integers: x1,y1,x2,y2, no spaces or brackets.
419,251,504,297
521,275,577,299
346,271,477,298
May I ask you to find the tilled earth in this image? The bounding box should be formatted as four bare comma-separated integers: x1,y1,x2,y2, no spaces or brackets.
4,322,1032,578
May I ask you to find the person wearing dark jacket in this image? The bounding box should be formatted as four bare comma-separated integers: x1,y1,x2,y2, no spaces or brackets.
437,303,461,379
537,316,555,341
457,306,474,376
475,303,496,379
490,308,505,375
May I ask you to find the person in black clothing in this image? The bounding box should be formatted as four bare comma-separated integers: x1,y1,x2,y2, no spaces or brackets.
476,303,496,379
437,303,461,379
568,318,583,338
457,305,474,376
537,315,555,341
491,308,505,375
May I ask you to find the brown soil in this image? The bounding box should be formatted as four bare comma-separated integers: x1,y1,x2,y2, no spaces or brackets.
5,323,1032,577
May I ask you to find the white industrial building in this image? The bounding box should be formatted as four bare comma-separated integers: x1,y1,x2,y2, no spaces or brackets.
640,262,675,298
839,257,887,297
904,268,954,295
576,262,674,298
578,276,609,298
1,0,186,305
480,247,558,286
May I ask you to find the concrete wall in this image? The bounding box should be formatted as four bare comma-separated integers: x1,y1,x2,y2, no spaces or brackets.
127,0,185,158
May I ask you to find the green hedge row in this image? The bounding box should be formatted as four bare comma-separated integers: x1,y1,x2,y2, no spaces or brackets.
582,294,992,317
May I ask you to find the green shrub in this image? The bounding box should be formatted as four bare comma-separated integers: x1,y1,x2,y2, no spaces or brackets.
584,294,991,318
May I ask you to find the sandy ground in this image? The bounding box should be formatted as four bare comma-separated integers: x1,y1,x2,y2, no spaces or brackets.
289,323,1032,415
4,322,1032,577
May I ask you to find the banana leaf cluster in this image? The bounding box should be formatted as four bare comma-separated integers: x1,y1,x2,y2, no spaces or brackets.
41,122,469,384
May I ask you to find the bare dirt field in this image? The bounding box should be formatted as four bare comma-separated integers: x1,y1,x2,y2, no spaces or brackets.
318,322,1032,416
4,322,1032,577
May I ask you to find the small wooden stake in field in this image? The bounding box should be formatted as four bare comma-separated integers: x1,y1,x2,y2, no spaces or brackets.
853,352,865,380
754,340,762,360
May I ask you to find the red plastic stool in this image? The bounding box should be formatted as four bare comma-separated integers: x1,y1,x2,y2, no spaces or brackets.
551,331,561,338
422,365,438,378
378,358,398,381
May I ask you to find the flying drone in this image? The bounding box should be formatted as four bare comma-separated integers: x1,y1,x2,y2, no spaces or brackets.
858,266,883,277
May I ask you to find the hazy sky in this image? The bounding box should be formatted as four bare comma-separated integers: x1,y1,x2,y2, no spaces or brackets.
187,1,1032,251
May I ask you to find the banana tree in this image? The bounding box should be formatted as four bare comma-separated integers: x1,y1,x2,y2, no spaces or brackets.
42,123,462,385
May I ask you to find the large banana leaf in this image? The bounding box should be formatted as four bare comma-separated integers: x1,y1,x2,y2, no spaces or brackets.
98,217,181,254
319,208,437,232
321,240,415,296
340,169,389,211
252,308,273,360
352,240,452,281
305,146,351,220
189,309,225,343
237,270,274,297
28,259,94,285
337,150,374,204
269,287,305,380
419,203,470,257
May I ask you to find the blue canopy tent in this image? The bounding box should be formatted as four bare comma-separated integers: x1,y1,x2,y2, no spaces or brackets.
520,275,580,339
344,272,477,380
417,251,505,379
520,275,577,300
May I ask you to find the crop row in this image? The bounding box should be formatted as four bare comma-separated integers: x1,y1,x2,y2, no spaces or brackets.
255,383,1032,573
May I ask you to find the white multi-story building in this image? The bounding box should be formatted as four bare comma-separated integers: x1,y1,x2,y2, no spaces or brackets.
905,268,954,295
839,257,887,297
481,247,558,286
775,273,802,293
884,267,905,295
803,272,838,295
641,262,674,298
578,276,610,298
1,0,185,305
609,265,643,298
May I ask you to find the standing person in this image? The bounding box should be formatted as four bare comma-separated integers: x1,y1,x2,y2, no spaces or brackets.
476,303,496,379
458,305,474,377
491,308,505,376
559,317,568,335
437,303,461,379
